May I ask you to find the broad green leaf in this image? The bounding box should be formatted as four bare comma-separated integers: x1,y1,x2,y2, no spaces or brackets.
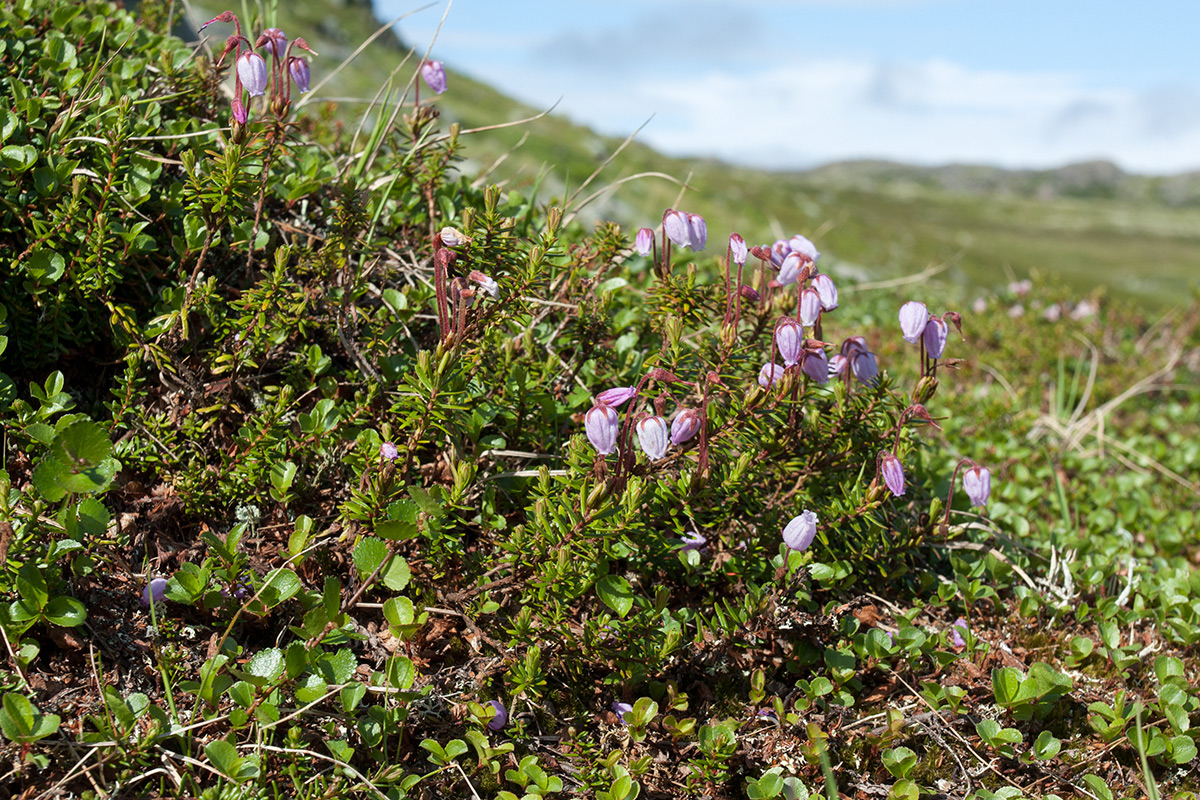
258,568,301,608
52,420,112,468
245,648,285,683
44,595,87,627
596,574,634,618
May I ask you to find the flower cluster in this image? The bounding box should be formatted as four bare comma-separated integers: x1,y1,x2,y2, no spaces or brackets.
199,12,315,132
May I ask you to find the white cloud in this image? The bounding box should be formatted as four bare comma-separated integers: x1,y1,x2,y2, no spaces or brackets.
485,56,1200,174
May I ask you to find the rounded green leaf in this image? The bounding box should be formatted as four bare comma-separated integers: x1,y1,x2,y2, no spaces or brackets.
44,595,87,627
52,420,112,468
596,575,634,618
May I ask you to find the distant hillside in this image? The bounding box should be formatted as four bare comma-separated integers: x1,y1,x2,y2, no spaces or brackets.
178,1,1200,307
800,159,1200,207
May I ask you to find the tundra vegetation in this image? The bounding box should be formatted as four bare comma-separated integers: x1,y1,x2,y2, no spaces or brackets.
0,1,1198,798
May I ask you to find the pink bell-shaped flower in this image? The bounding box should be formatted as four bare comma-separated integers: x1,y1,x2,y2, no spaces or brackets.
852,350,879,385
663,209,691,249
687,213,707,251
777,252,804,286
812,273,838,311
421,59,447,94
729,233,748,265
237,51,268,97
775,318,804,367
758,362,785,388
923,316,948,359
635,227,654,256
899,301,929,344
782,510,818,552
259,27,287,59
788,234,820,264
585,404,619,455
636,415,670,460
801,348,829,384
670,409,701,445
595,386,636,408
963,465,991,506
799,288,822,327
879,452,905,497
289,57,311,93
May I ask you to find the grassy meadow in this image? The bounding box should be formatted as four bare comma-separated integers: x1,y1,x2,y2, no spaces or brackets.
0,1,1197,799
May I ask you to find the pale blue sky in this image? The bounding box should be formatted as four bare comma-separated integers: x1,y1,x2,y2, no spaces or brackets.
376,0,1200,173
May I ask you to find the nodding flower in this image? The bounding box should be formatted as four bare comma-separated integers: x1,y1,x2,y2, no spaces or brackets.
812,273,838,311
679,531,707,552
686,213,707,251
142,577,169,607
963,465,991,506
777,252,805,286
595,386,637,408
774,318,804,367
670,409,702,445
729,233,748,266
663,208,690,248
237,51,268,97
635,227,654,257
257,27,288,59
899,301,929,344
801,348,829,384
782,510,818,552
584,404,620,455
799,288,822,328
635,415,670,460
758,362,786,388
288,57,311,93
420,60,447,94
878,452,906,497
486,700,507,731
469,270,499,298
923,316,949,359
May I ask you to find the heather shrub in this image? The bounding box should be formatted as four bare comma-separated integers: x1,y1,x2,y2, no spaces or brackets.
2,1,1198,797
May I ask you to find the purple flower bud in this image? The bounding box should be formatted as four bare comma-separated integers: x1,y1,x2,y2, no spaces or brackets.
487,699,507,731
687,213,707,251
758,362,785,388
679,531,707,552
879,453,905,497
774,318,804,367
923,316,948,359
288,57,311,93
852,350,879,385
237,51,268,97
231,95,248,125
729,233,748,265
670,409,702,445
142,577,168,607
782,510,818,552
636,415,670,460
469,270,499,298
663,209,691,248
812,273,838,311
963,465,991,507
612,701,633,724
585,404,619,455
259,28,287,59
801,348,829,384
595,386,636,408
739,285,760,303
899,301,929,344
799,288,822,328
951,618,968,648
420,60,447,94
777,252,804,286
635,227,654,257
788,234,820,263
380,442,399,461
